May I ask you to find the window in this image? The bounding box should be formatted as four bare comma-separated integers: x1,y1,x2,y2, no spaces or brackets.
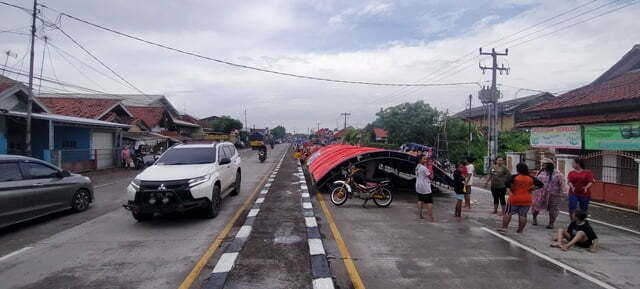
226,145,236,157
21,162,59,179
218,146,230,160
0,162,23,182
156,148,216,165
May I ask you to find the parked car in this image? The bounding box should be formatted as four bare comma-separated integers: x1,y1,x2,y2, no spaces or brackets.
124,142,242,221
0,155,94,229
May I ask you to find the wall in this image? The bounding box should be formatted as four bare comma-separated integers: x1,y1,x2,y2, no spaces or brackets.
54,126,91,161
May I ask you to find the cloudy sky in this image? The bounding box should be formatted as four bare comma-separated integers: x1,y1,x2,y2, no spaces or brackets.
1,0,639,133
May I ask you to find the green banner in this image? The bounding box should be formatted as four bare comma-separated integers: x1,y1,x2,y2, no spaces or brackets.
584,122,640,151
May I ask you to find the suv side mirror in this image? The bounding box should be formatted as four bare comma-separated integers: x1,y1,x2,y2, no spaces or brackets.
60,170,71,178
219,158,231,165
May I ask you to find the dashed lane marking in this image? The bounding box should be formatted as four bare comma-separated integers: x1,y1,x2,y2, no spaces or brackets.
212,253,239,273
0,247,32,262
176,147,287,289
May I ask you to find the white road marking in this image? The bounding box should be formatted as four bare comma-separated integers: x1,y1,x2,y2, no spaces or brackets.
301,192,310,198
301,185,308,191
305,217,318,228
312,278,335,289
94,182,115,189
248,209,260,217
264,183,271,188
481,227,617,289
256,197,265,204
236,225,252,239
303,202,313,209
268,178,275,182
260,189,269,195
559,211,640,235
0,247,32,262
212,252,239,273
308,239,326,255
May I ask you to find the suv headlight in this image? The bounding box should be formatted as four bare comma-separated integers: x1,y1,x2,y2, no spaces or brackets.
188,174,211,188
130,178,141,190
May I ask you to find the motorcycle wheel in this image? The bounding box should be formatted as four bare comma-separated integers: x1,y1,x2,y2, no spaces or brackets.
372,187,393,207
330,186,348,206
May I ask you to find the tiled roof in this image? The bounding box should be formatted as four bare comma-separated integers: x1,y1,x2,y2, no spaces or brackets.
525,71,640,112
517,111,640,127
38,97,121,119
333,129,347,138
126,106,166,128
373,128,388,138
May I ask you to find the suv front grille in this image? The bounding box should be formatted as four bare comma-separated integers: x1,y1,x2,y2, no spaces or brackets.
136,180,193,203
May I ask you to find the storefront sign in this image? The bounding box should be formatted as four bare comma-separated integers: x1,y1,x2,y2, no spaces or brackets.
530,125,581,149
584,122,640,151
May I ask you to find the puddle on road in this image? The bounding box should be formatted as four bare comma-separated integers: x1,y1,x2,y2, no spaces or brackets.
273,221,303,245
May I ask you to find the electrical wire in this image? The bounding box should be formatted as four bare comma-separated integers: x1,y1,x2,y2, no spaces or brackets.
0,64,107,93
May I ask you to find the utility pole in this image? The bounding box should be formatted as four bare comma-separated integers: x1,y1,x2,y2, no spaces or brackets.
340,112,351,130
26,0,37,157
466,94,472,158
317,122,320,132
243,109,247,131
479,47,509,165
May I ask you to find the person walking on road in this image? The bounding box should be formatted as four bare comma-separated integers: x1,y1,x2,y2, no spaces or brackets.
485,157,510,216
567,159,595,220
498,163,543,233
532,158,566,229
453,162,467,219
416,156,435,222
464,158,475,210
551,210,599,252
121,146,132,169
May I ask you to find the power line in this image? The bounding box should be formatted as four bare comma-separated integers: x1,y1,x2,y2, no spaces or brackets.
48,10,478,87
0,64,107,93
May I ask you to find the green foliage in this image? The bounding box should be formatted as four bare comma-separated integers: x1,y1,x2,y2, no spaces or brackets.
371,101,440,145
499,130,531,154
270,125,286,139
207,116,243,133
446,118,486,173
343,128,362,145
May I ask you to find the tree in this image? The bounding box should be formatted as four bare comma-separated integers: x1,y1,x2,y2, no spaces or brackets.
270,125,286,139
208,116,243,133
370,101,441,145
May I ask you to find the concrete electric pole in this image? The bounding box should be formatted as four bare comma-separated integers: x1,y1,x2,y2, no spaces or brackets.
340,112,351,130
26,0,37,157
467,94,472,158
479,48,509,165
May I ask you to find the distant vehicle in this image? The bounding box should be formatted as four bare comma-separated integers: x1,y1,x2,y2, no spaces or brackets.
124,142,242,221
0,155,93,228
249,131,266,150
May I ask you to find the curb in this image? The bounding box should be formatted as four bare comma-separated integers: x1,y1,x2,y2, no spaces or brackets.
201,153,287,289
297,163,335,289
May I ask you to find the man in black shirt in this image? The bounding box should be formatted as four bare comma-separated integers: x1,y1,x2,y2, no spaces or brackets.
551,211,599,252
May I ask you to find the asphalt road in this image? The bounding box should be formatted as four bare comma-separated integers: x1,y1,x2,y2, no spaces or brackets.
313,183,640,289
0,145,288,289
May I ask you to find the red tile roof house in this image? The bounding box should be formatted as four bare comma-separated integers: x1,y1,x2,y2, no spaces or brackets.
517,44,640,210
0,76,130,171
373,128,388,143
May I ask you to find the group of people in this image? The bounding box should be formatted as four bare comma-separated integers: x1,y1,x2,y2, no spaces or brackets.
414,155,599,252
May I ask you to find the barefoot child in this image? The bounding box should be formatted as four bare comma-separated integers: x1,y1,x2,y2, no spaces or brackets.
453,162,467,218
415,156,435,221
551,211,599,252
498,163,543,233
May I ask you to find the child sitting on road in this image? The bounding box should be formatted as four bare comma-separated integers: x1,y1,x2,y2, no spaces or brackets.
551,210,599,252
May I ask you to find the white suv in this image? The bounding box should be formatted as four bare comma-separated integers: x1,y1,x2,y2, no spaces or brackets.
124,142,241,221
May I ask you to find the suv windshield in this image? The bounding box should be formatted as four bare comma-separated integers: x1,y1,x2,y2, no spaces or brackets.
156,148,216,165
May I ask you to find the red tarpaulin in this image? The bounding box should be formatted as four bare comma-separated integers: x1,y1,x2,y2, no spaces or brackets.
307,144,383,182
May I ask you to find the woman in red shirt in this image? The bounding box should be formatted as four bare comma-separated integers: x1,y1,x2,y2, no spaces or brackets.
567,159,595,219
498,163,543,233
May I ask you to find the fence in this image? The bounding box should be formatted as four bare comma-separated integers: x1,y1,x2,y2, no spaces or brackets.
578,151,639,211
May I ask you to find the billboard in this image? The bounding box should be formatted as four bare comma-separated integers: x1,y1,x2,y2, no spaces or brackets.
584,122,640,151
530,125,581,149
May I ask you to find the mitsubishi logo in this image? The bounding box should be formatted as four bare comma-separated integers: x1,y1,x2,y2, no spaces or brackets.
158,184,166,191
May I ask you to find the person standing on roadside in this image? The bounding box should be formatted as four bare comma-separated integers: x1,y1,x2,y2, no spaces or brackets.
532,158,566,229
567,159,595,219
453,162,467,219
121,146,132,169
415,156,435,222
485,157,510,215
498,163,543,233
464,158,475,210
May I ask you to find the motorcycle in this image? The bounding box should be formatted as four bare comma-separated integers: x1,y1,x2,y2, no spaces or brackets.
258,148,267,163
330,167,393,207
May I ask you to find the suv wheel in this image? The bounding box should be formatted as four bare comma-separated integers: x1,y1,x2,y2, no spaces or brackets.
230,171,241,196
71,189,91,212
202,185,222,218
